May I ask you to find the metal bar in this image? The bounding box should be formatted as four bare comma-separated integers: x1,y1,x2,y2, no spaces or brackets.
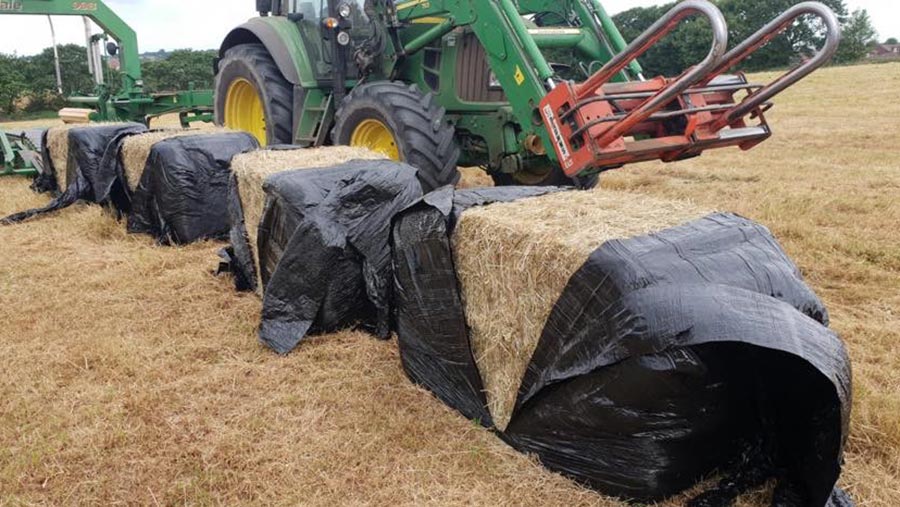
562,82,764,119
580,1,728,147
576,0,727,99
48,16,64,94
529,28,585,49
402,17,455,55
710,2,841,130
570,102,768,140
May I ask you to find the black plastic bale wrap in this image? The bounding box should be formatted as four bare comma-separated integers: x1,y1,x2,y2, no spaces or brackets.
31,129,57,194
244,160,423,355
127,132,258,244
391,187,853,506
2,123,148,225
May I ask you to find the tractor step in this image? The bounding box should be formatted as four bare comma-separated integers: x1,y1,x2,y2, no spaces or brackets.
540,1,841,177
294,90,334,147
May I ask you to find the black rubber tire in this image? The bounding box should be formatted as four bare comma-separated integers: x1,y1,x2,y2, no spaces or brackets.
332,81,460,192
214,43,294,146
491,167,599,190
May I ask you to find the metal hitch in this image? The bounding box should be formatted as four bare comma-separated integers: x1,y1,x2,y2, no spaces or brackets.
540,0,841,177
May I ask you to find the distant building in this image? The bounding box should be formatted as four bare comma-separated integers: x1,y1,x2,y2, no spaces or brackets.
868,44,900,59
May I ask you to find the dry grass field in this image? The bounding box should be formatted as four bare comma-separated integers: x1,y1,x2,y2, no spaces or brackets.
1,63,898,506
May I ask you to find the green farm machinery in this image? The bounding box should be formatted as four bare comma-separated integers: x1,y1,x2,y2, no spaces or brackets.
0,0,215,177
0,129,41,177
0,0,214,126
215,0,840,189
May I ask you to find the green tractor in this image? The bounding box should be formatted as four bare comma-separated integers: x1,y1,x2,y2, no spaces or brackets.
215,0,840,190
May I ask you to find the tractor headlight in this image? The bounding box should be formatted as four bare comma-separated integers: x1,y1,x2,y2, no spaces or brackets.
337,31,352,46
338,2,352,19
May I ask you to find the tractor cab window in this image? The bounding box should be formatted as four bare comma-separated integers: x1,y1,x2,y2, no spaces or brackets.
343,0,374,39
283,1,320,20
288,1,331,77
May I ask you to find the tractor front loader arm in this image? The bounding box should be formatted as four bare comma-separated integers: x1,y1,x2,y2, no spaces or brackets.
393,0,560,158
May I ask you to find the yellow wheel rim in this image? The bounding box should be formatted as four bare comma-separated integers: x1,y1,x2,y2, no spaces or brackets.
224,78,267,146
350,119,400,161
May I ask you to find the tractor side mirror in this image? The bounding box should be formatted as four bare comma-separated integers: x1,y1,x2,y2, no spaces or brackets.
256,0,273,15
106,42,119,56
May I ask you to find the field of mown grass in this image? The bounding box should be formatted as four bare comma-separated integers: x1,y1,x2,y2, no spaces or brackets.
0,63,897,506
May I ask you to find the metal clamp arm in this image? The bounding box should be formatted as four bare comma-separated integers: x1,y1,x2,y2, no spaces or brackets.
710,2,841,129
577,0,728,147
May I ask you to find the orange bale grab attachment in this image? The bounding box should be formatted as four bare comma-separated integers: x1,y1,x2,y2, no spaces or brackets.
540,1,842,177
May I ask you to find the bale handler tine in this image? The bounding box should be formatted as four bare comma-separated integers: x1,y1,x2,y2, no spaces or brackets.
704,2,842,131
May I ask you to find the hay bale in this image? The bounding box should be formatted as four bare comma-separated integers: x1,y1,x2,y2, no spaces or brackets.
120,128,231,191
394,187,850,501
230,146,384,287
451,190,713,430
58,108,93,124
456,167,495,189
45,125,79,189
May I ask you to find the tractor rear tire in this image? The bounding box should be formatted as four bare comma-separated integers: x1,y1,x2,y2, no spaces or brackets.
332,82,460,192
215,44,293,146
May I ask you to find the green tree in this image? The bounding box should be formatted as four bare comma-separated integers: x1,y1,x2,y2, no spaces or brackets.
142,50,217,92
885,37,898,45
22,44,95,96
0,53,27,114
834,9,878,63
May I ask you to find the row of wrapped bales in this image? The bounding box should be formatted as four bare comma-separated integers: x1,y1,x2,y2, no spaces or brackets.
14,124,854,505
4,125,258,244
222,158,851,504
390,186,852,506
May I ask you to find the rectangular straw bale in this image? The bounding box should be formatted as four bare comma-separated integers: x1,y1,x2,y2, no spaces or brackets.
46,125,80,189
121,128,229,190
451,189,714,430
230,146,385,290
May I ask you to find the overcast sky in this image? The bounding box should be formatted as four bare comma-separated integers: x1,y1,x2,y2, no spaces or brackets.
0,0,896,56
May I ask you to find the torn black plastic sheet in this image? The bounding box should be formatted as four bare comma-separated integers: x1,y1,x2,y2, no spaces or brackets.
31,129,57,194
223,172,257,292
255,160,424,355
127,132,258,244
391,188,852,505
2,123,147,225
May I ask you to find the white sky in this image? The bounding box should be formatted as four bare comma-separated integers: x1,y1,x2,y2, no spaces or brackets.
0,0,896,56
